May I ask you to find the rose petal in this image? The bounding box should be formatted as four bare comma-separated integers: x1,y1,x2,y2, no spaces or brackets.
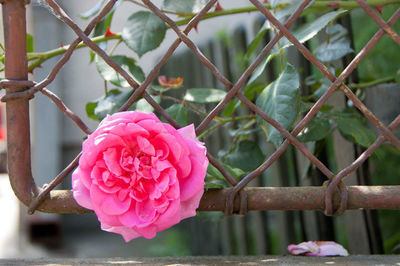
72,171,93,210
177,124,197,142
91,185,131,216
135,200,157,226
73,166,92,190
134,225,157,239
315,241,349,257
288,241,348,257
99,111,158,130
103,148,123,176
82,133,125,167
180,187,203,220
137,119,167,136
153,133,181,162
153,199,181,231
288,241,320,255
137,135,155,156
179,155,206,201
101,223,141,242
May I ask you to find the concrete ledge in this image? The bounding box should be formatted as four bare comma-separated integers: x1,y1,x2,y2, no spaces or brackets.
1,255,400,265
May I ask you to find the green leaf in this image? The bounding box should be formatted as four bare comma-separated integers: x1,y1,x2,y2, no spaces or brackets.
133,96,161,113
314,24,353,62
245,27,268,60
222,83,263,117
336,115,376,148
205,164,230,189
205,162,244,189
274,10,347,53
96,55,145,87
165,104,188,126
315,38,353,62
226,140,265,172
256,64,300,148
313,77,331,98
162,0,208,13
221,162,245,180
297,116,331,142
222,100,240,117
244,82,265,101
90,89,133,121
184,88,227,103
79,0,106,19
247,54,276,85
26,33,34,53
151,85,172,93
86,102,99,121
122,11,166,57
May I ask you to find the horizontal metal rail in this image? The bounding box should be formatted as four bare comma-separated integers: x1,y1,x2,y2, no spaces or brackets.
28,186,400,214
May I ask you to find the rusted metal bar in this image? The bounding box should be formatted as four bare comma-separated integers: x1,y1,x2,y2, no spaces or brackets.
198,186,400,212
29,186,400,214
2,0,39,207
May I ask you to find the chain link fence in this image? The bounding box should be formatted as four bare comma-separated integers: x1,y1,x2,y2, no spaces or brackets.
0,0,399,225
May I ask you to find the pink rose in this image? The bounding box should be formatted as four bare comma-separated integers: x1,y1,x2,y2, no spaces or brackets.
72,111,208,241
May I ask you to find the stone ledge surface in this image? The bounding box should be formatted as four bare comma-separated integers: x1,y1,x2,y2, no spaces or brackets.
1,255,400,265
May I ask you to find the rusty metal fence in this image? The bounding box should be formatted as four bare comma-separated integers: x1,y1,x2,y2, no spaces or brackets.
0,0,400,221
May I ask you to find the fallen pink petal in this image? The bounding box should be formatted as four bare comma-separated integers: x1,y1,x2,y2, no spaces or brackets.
288,241,349,257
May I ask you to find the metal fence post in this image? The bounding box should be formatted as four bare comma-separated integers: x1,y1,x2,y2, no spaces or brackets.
2,0,39,207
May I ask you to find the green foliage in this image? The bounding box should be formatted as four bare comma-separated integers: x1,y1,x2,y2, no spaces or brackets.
86,89,132,121
162,0,208,13
86,89,160,120
164,104,188,126
256,64,300,148
205,164,230,189
351,6,400,80
314,24,354,62
26,33,34,53
335,111,376,148
297,115,331,142
184,88,227,103
225,140,265,172
205,163,244,189
245,0,305,60
274,10,347,52
96,55,145,87
135,96,161,113
122,11,166,57
79,0,106,19
246,54,276,85
222,83,264,117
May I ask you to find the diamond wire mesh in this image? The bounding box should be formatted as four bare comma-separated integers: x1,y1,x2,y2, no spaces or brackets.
1,0,400,216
